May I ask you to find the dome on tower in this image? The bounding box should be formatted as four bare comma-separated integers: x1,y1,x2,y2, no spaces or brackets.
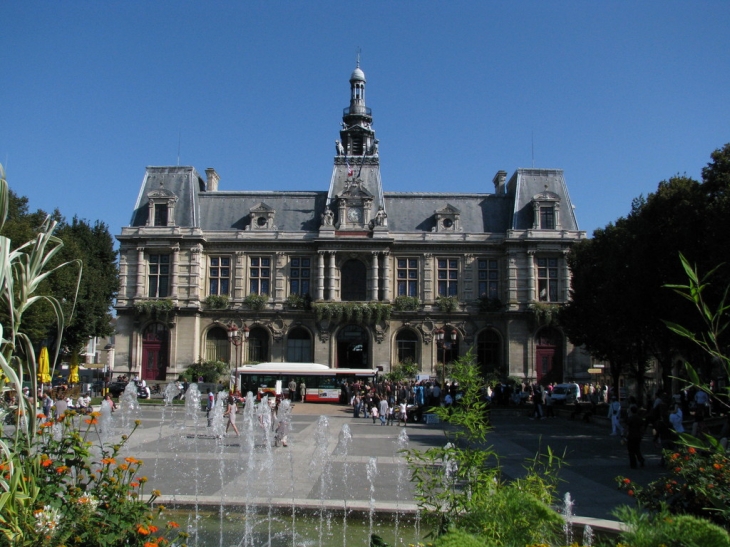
350,66,366,82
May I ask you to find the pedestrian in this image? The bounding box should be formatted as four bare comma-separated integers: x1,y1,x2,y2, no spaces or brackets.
378,397,388,425
223,392,240,437
42,391,53,420
608,396,623,436
299,380,306,403
669,403,685,434
288,378,297,401
398,399,408,427
54,393,68,420
206,388,215,427
625,405,645,469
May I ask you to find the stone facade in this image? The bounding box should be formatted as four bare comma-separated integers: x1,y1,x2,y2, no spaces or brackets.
114,63,589,384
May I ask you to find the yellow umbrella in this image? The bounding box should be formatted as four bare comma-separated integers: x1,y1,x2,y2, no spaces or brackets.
68,352,80,384
38,346,51,385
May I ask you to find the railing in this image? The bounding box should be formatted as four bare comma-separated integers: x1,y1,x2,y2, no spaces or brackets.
343,106,372,117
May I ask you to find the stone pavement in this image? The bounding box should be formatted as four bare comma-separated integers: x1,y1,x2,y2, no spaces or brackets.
113,401,663,529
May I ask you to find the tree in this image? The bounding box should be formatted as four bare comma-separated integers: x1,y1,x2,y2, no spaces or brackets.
562,144,730,401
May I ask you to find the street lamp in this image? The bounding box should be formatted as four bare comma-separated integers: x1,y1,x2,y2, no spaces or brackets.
435,327,457,400
227,323,250,391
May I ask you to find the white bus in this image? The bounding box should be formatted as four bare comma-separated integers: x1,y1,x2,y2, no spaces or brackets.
235,362,377,403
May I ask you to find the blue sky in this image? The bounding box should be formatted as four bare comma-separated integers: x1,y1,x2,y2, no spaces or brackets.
2,2,728,241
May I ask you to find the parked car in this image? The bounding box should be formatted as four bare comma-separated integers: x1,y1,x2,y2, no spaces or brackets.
550,383,580,404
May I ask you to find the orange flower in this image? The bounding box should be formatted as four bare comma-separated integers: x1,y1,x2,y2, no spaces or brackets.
627,490,634,496
84,418,99,425
137,525,150,535
144,542,158,547
714,463,722,470
688,447,696,455
167,521,179,528
41,458,54,468
36,413,46,419
55,466,69,474
130,481,140,488
623,478,631,484
120,464,129,471
101,458,116,465
125,457,141,464
148,525,159,533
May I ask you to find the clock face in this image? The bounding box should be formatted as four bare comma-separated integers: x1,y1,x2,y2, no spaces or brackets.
347,207,362,222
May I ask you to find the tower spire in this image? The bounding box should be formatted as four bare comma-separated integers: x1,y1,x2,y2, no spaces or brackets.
340,60,373,156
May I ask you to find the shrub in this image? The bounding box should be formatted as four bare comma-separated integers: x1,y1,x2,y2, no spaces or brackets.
243,293,268,311
393,295,420,311
183,358,229,383
134,299,174,320
285,293,311,310
436,296,460,313
204,294,229,309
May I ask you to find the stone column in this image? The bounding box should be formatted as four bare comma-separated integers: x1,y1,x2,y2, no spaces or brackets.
135,247,145,298
562,249,570,302
383,251,392,301
370,252,379,301
316,251,325,301
328,251,337,301
170,245,180,300
423,253,433,303
275,252,286,303
527,250,536,302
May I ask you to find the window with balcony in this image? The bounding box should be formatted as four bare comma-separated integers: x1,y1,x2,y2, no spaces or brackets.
209,256,230,295
437,258,459,297
249,257,270,295
289,257,311,296
477,259,499,300
148,254,170,298
537,257,559,302
397,258,419,297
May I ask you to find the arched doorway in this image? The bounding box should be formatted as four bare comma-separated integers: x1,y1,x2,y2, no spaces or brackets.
341,259,367,301
337,324,369,368
286,327,312,362
535,327,562,385
246,327,269,363
395,329,418,365
142,323,168,381
205,326,230,363
477,329,502,377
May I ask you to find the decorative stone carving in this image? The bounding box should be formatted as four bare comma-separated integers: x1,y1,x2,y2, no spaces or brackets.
247,202,277,231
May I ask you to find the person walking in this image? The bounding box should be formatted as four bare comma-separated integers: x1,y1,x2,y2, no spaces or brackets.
206,388,215,427
398,399,408,427
288,378,297,401
299,380,306,403
608,396,623,436
378,397,388,426
223,392,240,437
625,404,645,469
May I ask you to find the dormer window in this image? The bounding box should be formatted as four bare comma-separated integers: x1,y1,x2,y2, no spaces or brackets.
247,202,276,231
434,204,461,232
531,190,561,230
146,187,178,227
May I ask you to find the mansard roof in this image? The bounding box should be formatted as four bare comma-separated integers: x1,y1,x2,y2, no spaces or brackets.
509,168,579,231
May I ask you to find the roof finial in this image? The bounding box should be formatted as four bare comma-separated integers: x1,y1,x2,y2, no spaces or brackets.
356,47,361,68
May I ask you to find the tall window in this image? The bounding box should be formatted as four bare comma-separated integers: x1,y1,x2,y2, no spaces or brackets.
537,257,559,302
205,327,230,362
209,256,230,295
148,254,170,297
249,257,270,295
397,258,418,297
437,258,459,297
286,327,312,362
477,329,501,375
477,259,499,300
540,207,555,229
154,204,168,226
289,257,311,296
396,329,418,364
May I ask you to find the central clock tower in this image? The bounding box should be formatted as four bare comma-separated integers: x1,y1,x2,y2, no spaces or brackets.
324,59,387,233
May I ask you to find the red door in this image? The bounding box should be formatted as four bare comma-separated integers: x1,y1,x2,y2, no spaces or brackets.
535,348,555,384
142,323,168,381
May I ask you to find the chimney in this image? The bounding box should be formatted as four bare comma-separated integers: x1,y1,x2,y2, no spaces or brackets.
492,170,507,195
205,168,220,192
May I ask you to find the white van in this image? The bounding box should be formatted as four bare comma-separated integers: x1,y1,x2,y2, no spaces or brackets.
550,383,580,404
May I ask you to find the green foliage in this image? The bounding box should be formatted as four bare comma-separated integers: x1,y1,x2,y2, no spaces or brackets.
182,358,229,383
431,529,486,547
384,359,419,383
312,302,392,326
477,294,502,313
403,350,565,540
613,505,730,547
393,295,420,311
243,293,268,311
204,294,229,309
134,299,174,320
436,296,460,313
528,302,561,326
285,293,311,310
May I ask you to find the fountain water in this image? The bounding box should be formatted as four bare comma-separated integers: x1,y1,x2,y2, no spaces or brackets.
118,382,139,430
562,492,575,545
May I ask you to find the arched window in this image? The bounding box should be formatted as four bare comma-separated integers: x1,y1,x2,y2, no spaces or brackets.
477,329,502,377
341,259,367,301
246,327,269,363
286,327,312,363
336,325,369,368
205,326,230,363
395,329,418,365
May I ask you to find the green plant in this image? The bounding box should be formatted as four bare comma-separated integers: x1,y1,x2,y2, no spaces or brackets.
384,359,419,383
311,302,392,326
436,296,460,313
393,295,420,312
285,293,311,310
204,294,229,309
183,358,229,383
528,302,561,326
243,293,268,311
477,294,502,313
133,298,174,320
613,505,730,547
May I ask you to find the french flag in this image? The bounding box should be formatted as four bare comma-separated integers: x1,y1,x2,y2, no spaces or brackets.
346,157,353,176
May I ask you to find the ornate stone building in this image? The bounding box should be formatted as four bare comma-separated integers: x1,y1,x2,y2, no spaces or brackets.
114,63,589,383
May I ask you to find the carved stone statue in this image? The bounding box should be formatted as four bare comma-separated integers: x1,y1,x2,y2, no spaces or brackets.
321,207,334,226
371,139,379,156
374,206,388,227
335,140,345,156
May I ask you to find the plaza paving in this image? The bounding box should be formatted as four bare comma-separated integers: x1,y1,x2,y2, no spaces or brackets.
113,400,663,530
